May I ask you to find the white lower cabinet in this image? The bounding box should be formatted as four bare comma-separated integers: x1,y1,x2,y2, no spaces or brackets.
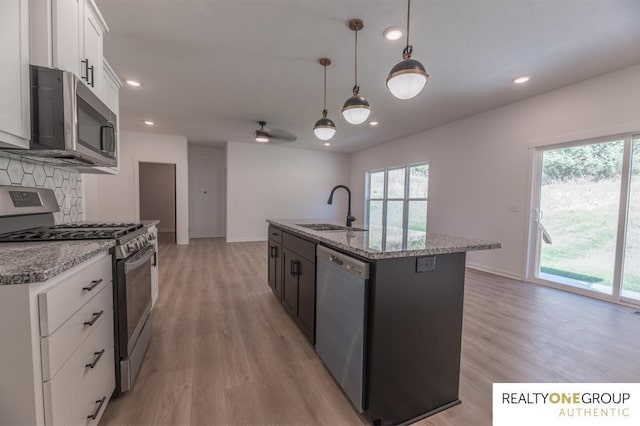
43,309,114,426
0,252,115,426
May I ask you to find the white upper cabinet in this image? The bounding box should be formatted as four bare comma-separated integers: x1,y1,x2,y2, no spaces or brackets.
52,0,82,76
82,0,107,96
0,0,30,149
31,0,109,98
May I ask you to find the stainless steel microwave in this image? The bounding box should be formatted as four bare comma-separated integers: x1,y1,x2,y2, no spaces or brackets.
21,65,117,167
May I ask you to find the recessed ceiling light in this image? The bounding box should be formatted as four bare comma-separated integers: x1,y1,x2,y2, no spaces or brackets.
512,76,530,84
383,27,404,41
324,142,331,146
143,120,155,126
126,80,141,87
369,121,379,126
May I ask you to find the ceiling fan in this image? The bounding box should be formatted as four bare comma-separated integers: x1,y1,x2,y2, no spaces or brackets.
254,121,297,144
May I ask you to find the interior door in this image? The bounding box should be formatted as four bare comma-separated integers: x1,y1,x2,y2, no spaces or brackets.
188,147,225,238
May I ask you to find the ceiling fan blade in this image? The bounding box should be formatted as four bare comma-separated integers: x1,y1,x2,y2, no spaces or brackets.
265,127,297,142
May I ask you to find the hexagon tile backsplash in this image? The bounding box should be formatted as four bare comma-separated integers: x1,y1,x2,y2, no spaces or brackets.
0,153,83,224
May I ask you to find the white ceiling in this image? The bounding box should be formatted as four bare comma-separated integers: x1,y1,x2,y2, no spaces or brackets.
97,0,640,153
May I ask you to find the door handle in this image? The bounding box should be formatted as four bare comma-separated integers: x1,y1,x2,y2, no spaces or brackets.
88,65,95,87
291,259,300,277
81,59,89,81
87,396,107,420
84,310,104,327
85,349,106,369
82,278,103,292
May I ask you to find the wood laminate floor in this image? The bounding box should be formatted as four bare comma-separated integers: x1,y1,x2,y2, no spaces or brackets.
100,238,640,426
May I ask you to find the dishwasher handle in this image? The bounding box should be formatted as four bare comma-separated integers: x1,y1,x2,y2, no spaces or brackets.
317,245,369,280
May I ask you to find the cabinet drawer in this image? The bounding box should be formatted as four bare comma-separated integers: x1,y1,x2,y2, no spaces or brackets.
39,253,111,336
43,308,114,426
63,350,115,426
283,232,316,263
41,282,113,381
268,226,283,244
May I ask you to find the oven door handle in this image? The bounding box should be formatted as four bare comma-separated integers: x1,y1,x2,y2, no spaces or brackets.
124,246,155,273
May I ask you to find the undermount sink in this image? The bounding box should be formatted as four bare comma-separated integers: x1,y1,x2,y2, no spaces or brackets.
296,223,367,232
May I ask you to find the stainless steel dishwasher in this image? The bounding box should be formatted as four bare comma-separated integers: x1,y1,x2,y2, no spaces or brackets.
315,245,370,412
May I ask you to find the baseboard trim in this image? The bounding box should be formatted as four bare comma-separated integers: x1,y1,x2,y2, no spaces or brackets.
225,236,267,243
189,232,225,239
466,262,523,281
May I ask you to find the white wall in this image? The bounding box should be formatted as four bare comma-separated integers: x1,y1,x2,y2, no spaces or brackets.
83,131,189,244
226,141,351,242
188,144,226,238
350,64,640,280
139,162,176,232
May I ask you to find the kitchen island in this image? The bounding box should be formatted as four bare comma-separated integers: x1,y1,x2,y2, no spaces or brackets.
266,219,500,425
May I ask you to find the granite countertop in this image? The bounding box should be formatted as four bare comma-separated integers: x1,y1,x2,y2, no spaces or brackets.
267,219,501,260
0,240,115,285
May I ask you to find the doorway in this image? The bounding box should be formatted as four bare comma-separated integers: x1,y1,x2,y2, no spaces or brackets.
529,134,640,305
139,162,177,244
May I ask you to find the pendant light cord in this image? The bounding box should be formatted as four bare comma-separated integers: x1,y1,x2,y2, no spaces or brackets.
323,64,328,118
353,29,359,95
403,0,413,59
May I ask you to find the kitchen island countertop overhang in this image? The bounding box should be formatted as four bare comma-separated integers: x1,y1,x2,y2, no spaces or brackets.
266,218,501,260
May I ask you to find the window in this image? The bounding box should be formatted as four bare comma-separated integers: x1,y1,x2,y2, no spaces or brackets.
366,163,429,251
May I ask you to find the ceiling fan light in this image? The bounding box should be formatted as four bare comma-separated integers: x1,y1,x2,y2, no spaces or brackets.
255,128,270,143
386,58,429,100
313,117,336,141
342,94,371,125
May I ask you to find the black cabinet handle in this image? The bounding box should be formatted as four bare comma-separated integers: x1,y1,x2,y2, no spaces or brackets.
85,349,106,369
271,232,279,237
82,278,103,292
84,310,104,327
88,65,95,87
81,59,89,81
291,259,300,277
153,252,157,267
270,245,277,258
87,396,107,420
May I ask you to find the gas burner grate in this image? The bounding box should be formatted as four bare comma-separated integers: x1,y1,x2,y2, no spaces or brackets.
0,222,144,242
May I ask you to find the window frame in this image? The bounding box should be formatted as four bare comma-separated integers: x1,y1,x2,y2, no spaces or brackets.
365,162,429,250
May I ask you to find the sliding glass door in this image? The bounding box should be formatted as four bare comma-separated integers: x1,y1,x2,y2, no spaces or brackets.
530,134,639,305
622,136,640,302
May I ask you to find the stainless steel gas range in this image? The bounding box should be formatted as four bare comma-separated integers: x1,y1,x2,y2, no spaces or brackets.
0,185,155,395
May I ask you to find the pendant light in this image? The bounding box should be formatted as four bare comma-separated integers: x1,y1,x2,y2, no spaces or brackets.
342,19,371,125
386,0,429,100
313,58,336,141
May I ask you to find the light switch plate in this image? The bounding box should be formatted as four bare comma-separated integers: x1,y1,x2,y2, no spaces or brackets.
416,256,436,273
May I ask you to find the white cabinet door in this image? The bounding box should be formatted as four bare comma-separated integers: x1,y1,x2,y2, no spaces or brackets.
83,5,104,97
0,0,30,148
52,0,82,76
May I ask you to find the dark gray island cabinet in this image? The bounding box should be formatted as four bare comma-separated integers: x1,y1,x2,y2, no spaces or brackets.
266,219,501,425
